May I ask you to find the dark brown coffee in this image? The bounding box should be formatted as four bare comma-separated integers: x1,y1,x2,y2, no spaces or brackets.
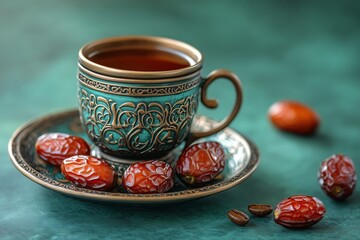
88,48,191,71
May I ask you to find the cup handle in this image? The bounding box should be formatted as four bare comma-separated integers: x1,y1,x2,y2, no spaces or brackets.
187,69,243,144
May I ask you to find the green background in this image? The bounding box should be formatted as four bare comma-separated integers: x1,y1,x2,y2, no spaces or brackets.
1,1,359,239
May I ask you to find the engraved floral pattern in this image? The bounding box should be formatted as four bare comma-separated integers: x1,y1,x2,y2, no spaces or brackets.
78,88,198,157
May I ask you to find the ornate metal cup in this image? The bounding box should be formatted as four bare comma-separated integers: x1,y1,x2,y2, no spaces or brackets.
77,36,242,162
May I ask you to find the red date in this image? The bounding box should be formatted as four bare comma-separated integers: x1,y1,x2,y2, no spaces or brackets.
268,101,320,135
61,155,118,191
319,154,356,200
176,142,225,185
35,133,90,166
122,160,174,194
274,195,326,228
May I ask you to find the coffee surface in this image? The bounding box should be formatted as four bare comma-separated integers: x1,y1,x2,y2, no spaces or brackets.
89,48,191,71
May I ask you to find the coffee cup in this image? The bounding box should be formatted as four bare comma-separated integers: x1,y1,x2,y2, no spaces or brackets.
77,36,242,162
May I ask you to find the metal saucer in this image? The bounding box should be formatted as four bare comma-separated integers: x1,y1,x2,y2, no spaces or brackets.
8,109,259,204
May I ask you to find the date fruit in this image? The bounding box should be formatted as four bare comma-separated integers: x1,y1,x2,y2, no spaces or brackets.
268,101,320,135
319,154,356,200
248,204,273,217
227,209,249,226
35,133,90,165
61,155,118,191
274,195,326,228
176,141,225,185
122,160,174,193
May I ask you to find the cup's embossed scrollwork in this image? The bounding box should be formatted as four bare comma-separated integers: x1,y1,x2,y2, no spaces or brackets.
78,88,198,156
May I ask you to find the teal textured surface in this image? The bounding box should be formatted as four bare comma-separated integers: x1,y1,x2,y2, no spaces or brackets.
1,1,360,239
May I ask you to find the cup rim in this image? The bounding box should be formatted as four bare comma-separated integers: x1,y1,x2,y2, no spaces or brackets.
78,36,203,79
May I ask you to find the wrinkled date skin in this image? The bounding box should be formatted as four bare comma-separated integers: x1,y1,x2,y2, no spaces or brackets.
35,133,90,165
274,195,326,228
122,160,174,194
61,155,118,191
268,101,320,135
176,142,225,185
319,154,356,200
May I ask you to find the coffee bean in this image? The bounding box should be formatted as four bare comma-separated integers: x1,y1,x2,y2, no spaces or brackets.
227,209,249,226
248,204,273,217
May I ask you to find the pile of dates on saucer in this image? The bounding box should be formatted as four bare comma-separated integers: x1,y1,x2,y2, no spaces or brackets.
35,133,226,193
